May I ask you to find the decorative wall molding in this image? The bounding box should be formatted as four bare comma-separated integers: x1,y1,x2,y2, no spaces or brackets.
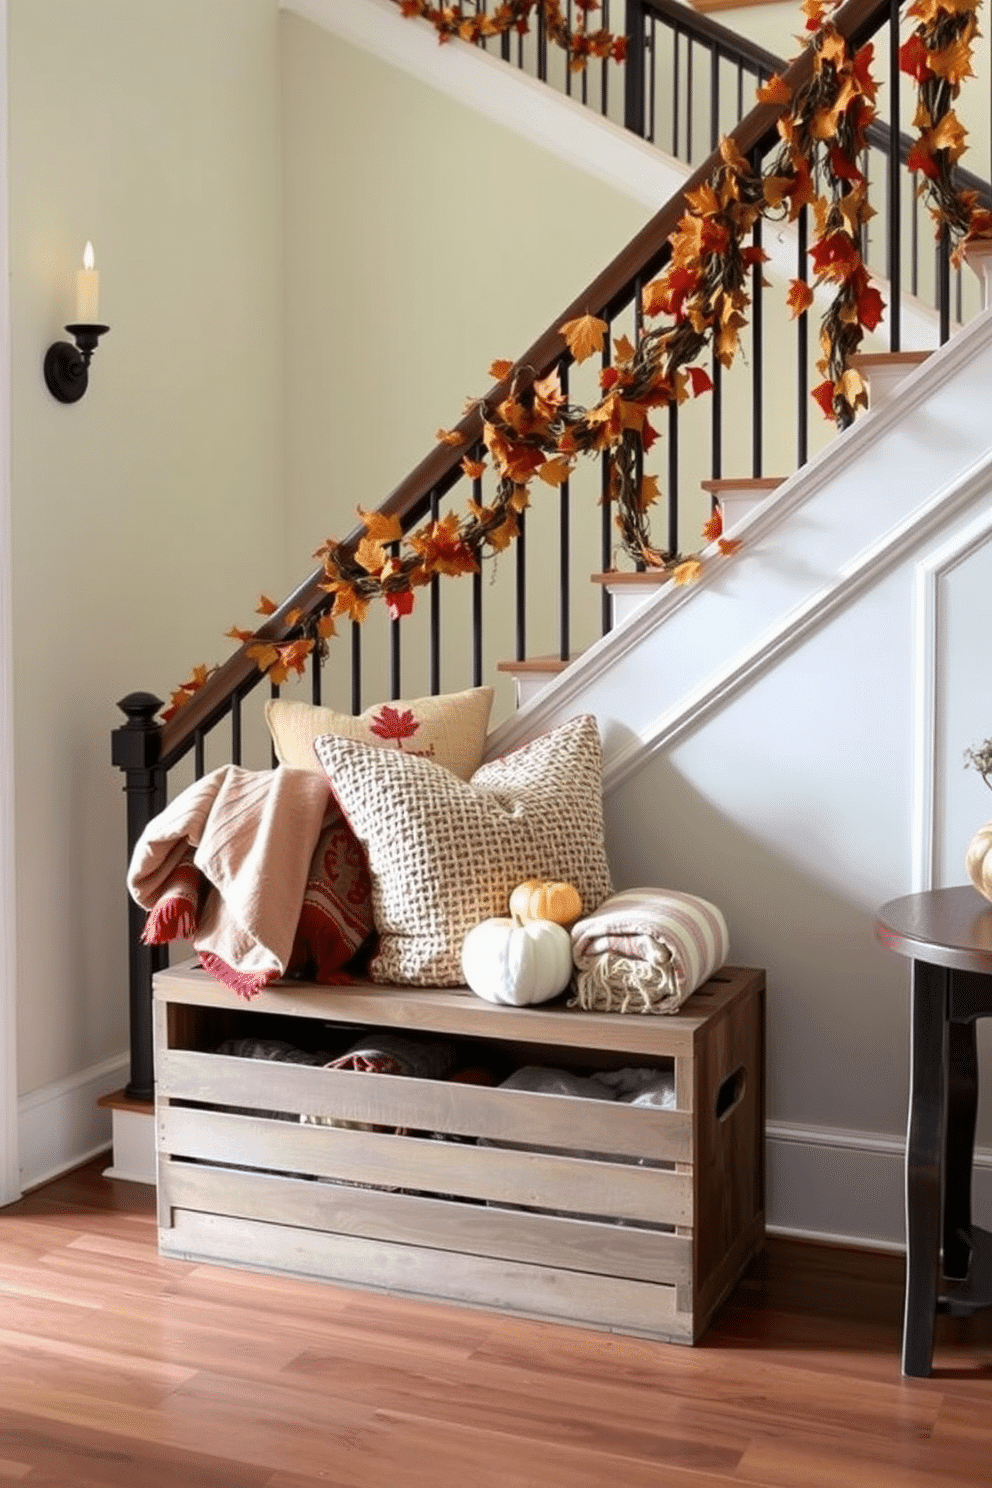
0,0,18,1211
17,1052,125,1194
487,309,992,780
911,504,992,892
767,1120,992,1250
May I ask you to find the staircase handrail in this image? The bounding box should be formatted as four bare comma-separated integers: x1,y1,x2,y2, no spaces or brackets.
152,0,947,770
628,0,990,201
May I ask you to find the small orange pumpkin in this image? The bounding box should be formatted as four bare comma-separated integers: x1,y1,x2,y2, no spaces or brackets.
509,878,582,927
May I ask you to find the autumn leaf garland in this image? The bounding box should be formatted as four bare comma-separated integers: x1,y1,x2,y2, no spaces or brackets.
163,0,990,718
392,0,627,70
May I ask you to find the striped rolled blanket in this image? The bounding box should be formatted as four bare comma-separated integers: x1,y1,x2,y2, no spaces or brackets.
569,886,729,1015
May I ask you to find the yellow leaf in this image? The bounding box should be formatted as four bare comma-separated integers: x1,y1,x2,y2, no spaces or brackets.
718,135,751,175
487,512,519,552
639,473,661,510
354,536,387,574
246,642,280,672
357,506,403,543
559,313,609,363
537,457,573,486
613,333,636,363
671,558,704,586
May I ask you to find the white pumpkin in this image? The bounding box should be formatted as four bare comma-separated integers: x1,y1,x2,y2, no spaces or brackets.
966,822,992,904
461,917,573,1006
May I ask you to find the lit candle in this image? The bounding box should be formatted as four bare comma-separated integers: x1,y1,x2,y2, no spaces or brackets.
75,242,100,323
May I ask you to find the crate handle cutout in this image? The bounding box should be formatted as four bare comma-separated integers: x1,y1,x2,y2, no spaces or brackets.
715,1066,746,1122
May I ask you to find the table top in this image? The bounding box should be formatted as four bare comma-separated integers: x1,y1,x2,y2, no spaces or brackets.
875,885,992,973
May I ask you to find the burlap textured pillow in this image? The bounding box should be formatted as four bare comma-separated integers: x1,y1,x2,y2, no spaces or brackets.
314,714,614,986
265,686,494,781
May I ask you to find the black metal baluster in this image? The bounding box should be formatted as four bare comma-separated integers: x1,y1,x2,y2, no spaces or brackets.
267,682,279,768
710,41,720,151
888,0,902,351
194,728,205,781
429,489,441,694
686,37,693,163
351,620,361,715
624,0,647,137
648,15,657,143
601,328,613,635
911,191,920,299
633,275,645,570
751,200,764,477
938,225,951,344
231,693,242,767
310,635,322,705
672,25,681,159
667,399,679,557
600,0,610,117
559,360,571,662
566,0,573,96
515,506,527,660
471,469,485,687
711,353,722,482
389,539,401,701
736,62,744,122
537,5,547,81
797,205,809,468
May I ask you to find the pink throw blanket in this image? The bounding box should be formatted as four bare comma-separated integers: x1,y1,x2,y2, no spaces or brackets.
127,765,331,997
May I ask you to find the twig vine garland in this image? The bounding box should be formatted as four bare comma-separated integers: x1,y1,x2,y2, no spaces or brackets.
901,0,992,254
161,0,989,720
391,0,627,69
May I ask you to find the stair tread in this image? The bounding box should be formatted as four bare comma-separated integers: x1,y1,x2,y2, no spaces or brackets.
496,654,574,672
590,570,668,587
96,1087,155,1116
849,350,931,368
700,477,785,492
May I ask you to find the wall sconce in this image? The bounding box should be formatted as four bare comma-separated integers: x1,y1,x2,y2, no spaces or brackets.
43,242,110,403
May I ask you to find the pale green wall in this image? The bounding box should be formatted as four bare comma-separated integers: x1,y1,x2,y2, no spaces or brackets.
8,0,284,1093
279,13,655,715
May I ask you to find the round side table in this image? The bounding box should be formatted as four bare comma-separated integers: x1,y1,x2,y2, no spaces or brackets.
875,885,992,1377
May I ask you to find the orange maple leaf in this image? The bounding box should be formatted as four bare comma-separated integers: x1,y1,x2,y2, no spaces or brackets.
246,642,281,673
757,74,792,105
671,558,704,586
461,456,487,480
357,506,403,544
787,278,815,317
435,427,466,447
613,333,636,363
225,625,255,643
639,473,661,510
718,537,744,556
702,511,723,543
538,457,573,486
559,313,608,363
488,357,514,380
256,594,278,616
317,613,337,639
354,537,387,574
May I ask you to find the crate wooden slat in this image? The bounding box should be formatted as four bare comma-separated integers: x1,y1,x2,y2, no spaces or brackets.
154,961,765,1343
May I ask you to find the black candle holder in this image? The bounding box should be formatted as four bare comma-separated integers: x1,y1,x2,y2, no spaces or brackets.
43,323,110,404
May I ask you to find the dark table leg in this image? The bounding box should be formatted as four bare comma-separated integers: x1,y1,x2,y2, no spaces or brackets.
902,957,947,1378
943,1002,978,1282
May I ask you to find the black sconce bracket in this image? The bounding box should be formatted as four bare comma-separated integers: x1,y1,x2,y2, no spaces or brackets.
44,323,110,403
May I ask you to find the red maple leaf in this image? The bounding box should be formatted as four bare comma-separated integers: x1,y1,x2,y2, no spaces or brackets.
369,705,420,747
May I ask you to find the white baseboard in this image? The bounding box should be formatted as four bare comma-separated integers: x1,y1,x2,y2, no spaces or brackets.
767,1121,992,1252
17,1052,128,1192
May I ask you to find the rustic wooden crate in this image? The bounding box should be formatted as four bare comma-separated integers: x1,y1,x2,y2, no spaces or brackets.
153,962,765,1343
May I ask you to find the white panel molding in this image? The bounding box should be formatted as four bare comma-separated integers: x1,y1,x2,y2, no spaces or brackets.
486,309,992,777
17,1052,126,1193
911,504,992,893
0,0,17,1211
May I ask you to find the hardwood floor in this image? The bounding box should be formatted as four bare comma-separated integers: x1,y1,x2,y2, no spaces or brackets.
1,1159,991,1486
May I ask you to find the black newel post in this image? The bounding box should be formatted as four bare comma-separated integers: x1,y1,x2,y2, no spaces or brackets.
624,0,647,139
111,692,166,1102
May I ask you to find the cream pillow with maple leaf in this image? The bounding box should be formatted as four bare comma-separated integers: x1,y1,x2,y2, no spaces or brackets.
265,686,495,781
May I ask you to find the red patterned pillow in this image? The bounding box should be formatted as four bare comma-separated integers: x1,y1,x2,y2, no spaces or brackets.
286,804,375,982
